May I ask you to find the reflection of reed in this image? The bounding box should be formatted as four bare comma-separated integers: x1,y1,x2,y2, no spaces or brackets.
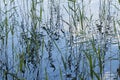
0,0,120,79
96,23,103,33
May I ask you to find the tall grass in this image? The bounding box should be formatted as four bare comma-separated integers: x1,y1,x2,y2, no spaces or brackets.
0,0,120,80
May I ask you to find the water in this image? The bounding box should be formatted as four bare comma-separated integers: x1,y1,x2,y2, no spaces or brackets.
0,0,120,80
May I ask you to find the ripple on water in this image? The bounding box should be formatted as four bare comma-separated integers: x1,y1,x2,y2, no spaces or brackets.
103,72,117,80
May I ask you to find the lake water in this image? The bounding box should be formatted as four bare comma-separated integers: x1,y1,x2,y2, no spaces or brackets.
0,0,120,80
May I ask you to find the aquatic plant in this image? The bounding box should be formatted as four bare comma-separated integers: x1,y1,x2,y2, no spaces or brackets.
0,0,120,80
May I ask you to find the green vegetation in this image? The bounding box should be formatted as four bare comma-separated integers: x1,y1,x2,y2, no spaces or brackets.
0,0,120,80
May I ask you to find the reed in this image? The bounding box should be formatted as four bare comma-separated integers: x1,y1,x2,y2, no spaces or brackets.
0,0,120,79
